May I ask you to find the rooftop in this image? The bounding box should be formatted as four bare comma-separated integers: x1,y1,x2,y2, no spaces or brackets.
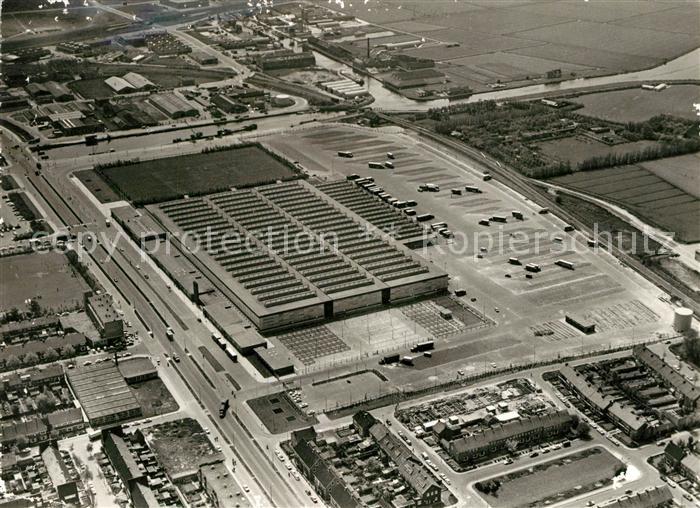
66,363,140,423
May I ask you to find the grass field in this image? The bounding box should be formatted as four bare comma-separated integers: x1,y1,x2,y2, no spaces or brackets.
477,447,624,508
553,165,700,243
0,252,90,313
97,145,299,205
573,85,700,122
75,170,121,204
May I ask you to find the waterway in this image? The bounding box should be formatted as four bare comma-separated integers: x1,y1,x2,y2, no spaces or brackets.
313,48,700,112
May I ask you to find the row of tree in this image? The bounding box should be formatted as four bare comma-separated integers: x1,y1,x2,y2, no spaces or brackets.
577,138,700,172
2,344,76,372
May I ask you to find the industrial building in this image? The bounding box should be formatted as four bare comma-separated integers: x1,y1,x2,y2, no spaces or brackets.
105,72,156,93
318,79,369,99
149,92,199,118
148,179,448,332
565,312,596,334
66,364,141,427
25,81,74,102
210,94,248,114
257,50,315,71
383,69,445,90
84,291,124,345
254,345,295,377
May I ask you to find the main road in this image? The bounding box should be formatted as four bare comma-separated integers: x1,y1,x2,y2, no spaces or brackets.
0,128,315,508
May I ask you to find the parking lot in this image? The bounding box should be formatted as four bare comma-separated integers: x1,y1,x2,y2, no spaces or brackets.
267,125,675,378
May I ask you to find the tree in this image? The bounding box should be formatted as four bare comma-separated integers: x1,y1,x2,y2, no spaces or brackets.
44,347,58,362
574,420,591,440
16,436,28,450
27,299,42,317
505,438,519,455
36,393,56,413
62,344,76,358
23,352,39,366
5,354,21,370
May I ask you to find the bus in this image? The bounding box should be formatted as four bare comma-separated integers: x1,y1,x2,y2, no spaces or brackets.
337,151,354,158
346,174,361,181
431,222,447,231
508,257,521,265
464,185,481,193
490,215,507,223
478,219,490,226
384,161,395,169
416,213,434,222
525,263,541,273
555,260,575,270
451,188,463,196
512,210,523,220
368,161,384,169
411,340,434,353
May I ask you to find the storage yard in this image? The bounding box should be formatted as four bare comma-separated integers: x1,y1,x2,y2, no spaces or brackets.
263,124,675,375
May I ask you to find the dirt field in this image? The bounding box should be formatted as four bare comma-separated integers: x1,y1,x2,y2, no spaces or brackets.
0,252,90,313
147,418,221,476
97,144,299,204
477,446,624,508
553,166,700,243
573,85,700,122
129,379,179,417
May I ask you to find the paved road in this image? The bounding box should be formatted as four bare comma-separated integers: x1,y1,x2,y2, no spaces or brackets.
1,129,315,508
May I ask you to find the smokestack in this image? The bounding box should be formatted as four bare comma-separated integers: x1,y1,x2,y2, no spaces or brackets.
366,37,370,59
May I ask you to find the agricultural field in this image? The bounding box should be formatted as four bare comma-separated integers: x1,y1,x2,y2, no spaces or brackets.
96,144,299,205
638,154,700,199
1,7,126,38
572,85,700,122
475,446,625,508
0,252,90,313
537,137,660,168
553,165,700,243
312,0,700,87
